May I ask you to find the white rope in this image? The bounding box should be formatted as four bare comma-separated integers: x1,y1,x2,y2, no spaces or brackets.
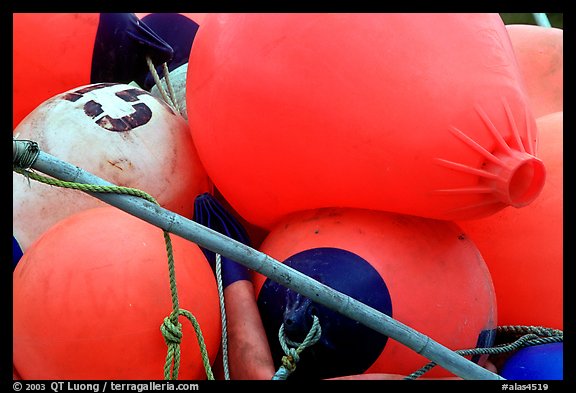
145,56,180,115
215,253,230,380
162,62,182,115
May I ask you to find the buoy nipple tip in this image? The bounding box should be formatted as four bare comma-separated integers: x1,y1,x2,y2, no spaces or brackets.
492,150,546,207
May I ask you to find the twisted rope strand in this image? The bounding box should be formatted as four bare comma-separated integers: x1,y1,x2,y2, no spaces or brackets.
215,253,231,380
405,325,563,380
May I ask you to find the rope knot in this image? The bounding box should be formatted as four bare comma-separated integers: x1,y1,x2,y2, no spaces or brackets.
283,347,301,369
272,314,322,380
13,139,40,170
161,316,182,346
281,353,298,373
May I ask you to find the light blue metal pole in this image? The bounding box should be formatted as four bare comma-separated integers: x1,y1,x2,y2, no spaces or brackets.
13,139,505,380
533,13,552,28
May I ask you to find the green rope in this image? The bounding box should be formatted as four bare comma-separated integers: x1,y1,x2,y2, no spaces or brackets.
161,309,215,380
404,325,563,380
13,161,214,381
272,315,322,380
13,167,160,203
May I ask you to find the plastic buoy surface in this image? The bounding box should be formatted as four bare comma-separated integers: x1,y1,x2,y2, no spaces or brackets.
506,24,563,119
13,206,221,380
13,82,210,251
187,13,544,229
457,111,563,329
500,343,563,380
150,63,190,119
13,13,99,130
253,207,497,378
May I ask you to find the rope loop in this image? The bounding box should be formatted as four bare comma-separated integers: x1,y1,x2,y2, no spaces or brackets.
272,314,322,380
405,325,563,380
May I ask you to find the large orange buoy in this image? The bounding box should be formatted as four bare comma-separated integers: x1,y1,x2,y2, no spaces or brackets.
13,206,221,380
13,82,211,252
13,13,173,130
457,111,563,329
252,208,497,379
187,13,544,230
506,24,563,119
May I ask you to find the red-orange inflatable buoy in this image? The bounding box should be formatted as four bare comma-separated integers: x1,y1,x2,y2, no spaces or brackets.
252,208,497,379
187,13,544,229
13,206,221,380
13,13,173,130
13,13,98,130
457,111,563,330
506,24,563,119
13,82,211,252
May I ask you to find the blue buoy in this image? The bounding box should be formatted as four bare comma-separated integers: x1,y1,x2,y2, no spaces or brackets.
13,236,23,269
500,342,563,380
257,247,393,379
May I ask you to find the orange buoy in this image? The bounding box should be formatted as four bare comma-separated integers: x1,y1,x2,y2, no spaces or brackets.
13,13,173,130
506,24,563,119
13,206,221,380
13,82,210,252
252,207,497,379
457,111,563,329
187,13,544,230
13,13,99,130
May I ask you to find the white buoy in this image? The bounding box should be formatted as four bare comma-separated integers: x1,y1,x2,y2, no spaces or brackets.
13,82,210,250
